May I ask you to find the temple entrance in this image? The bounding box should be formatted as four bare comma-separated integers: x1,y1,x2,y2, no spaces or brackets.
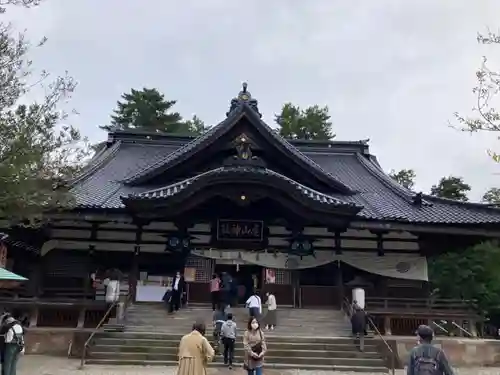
299,262,341,307
214,263,262,306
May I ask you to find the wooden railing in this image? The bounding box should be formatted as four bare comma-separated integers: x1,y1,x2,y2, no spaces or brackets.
359,297,480,336
0,297,111,328
42,287,95,300
365,297,476,314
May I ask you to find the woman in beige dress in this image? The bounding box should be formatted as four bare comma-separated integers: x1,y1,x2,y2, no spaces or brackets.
177,322,214,375
243,317,267,375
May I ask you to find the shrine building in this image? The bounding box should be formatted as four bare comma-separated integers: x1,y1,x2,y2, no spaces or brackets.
4,83,500,327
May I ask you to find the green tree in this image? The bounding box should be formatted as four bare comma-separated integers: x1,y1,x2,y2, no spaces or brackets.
389,169,416,189
0,1,88,224
455,31,500,161
184,115,208,135
275,103,334,140
482,187,500,204
102,88,183,133
430,176,471,201
429,241,500,316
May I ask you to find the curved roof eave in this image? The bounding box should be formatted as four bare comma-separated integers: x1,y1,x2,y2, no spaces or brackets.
121,166,363,215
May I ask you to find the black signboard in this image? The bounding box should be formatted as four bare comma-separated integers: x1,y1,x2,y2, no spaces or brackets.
216,220,264,241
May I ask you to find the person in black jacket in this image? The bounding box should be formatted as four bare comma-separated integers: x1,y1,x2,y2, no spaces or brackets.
350,305,367,351
169,271,185,313
407,325,454,375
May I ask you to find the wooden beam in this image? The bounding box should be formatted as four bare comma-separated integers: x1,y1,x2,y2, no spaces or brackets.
351,221,500,237
46,212,500,237
334,231,342,255
376,232,384,256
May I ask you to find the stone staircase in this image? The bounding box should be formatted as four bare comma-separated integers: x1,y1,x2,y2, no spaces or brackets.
86,303,388,372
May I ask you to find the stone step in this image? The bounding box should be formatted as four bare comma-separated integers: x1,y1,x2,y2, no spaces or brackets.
123,329,353,337
87,351,386,367
128,305,344,315
123,324,352,331
84,358,388,372
91,344,382,359
93,338,379,351
126,312,345,321
95,332,377,344
124,325,352,332
125,317,346,325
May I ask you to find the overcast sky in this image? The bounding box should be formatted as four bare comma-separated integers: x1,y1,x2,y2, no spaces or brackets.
6,0,500,200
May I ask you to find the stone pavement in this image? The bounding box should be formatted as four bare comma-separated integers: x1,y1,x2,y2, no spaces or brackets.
17,355,500,375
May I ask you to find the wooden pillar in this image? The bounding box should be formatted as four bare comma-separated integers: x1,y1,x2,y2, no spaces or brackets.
130,223,143,302
77,307,86,328
84,245,96,300
131,246,139,302
29,306,39,327
336,260,344,310
457,319,464,337
384,316,392,335
29,260,42,298
292,270,300,308
84,223,98,300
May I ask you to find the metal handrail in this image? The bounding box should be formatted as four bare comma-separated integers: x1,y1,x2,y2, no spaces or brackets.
342,298,395,375
432,320,449,334
79,302,117,369
451,321,473,337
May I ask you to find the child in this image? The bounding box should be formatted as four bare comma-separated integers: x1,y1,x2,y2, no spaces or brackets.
212,307,226,354
221,312,237,369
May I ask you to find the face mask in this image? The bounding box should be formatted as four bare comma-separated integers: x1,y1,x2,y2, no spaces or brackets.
251,323,259,330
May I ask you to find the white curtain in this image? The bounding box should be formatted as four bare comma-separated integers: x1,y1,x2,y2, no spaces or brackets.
191,249,428,281
339,252,428,281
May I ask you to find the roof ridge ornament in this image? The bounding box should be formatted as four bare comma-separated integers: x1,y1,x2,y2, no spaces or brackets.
226,82,262,118
222,133,266,168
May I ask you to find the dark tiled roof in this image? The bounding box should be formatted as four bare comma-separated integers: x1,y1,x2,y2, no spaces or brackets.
69,137,500,225
123,166,360,210
0,234,39,254
123,104,353,194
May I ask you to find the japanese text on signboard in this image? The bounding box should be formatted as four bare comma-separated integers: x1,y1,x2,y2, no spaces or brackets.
217,220,263,241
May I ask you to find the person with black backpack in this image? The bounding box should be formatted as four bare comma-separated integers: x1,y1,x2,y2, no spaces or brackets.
2,312,24,375
407,325,454,375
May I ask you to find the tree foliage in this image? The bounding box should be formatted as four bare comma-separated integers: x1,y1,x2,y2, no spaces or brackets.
0,1,88,224
455,31,500,161
482,187,500,204
429,241,500,316
184,115,208,135
275,103,334,140
430,176,471,201
102,88,183,133
0,0,40,13
101,87,207,137
389,169,416,189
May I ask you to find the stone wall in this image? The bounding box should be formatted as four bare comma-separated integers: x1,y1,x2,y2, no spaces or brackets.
25,328,91,357
384,337,500,368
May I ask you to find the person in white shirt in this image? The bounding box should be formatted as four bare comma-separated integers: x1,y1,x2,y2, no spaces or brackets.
245,292,262,318
104,277,120,303
264,292,277,330
2,314,24,375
